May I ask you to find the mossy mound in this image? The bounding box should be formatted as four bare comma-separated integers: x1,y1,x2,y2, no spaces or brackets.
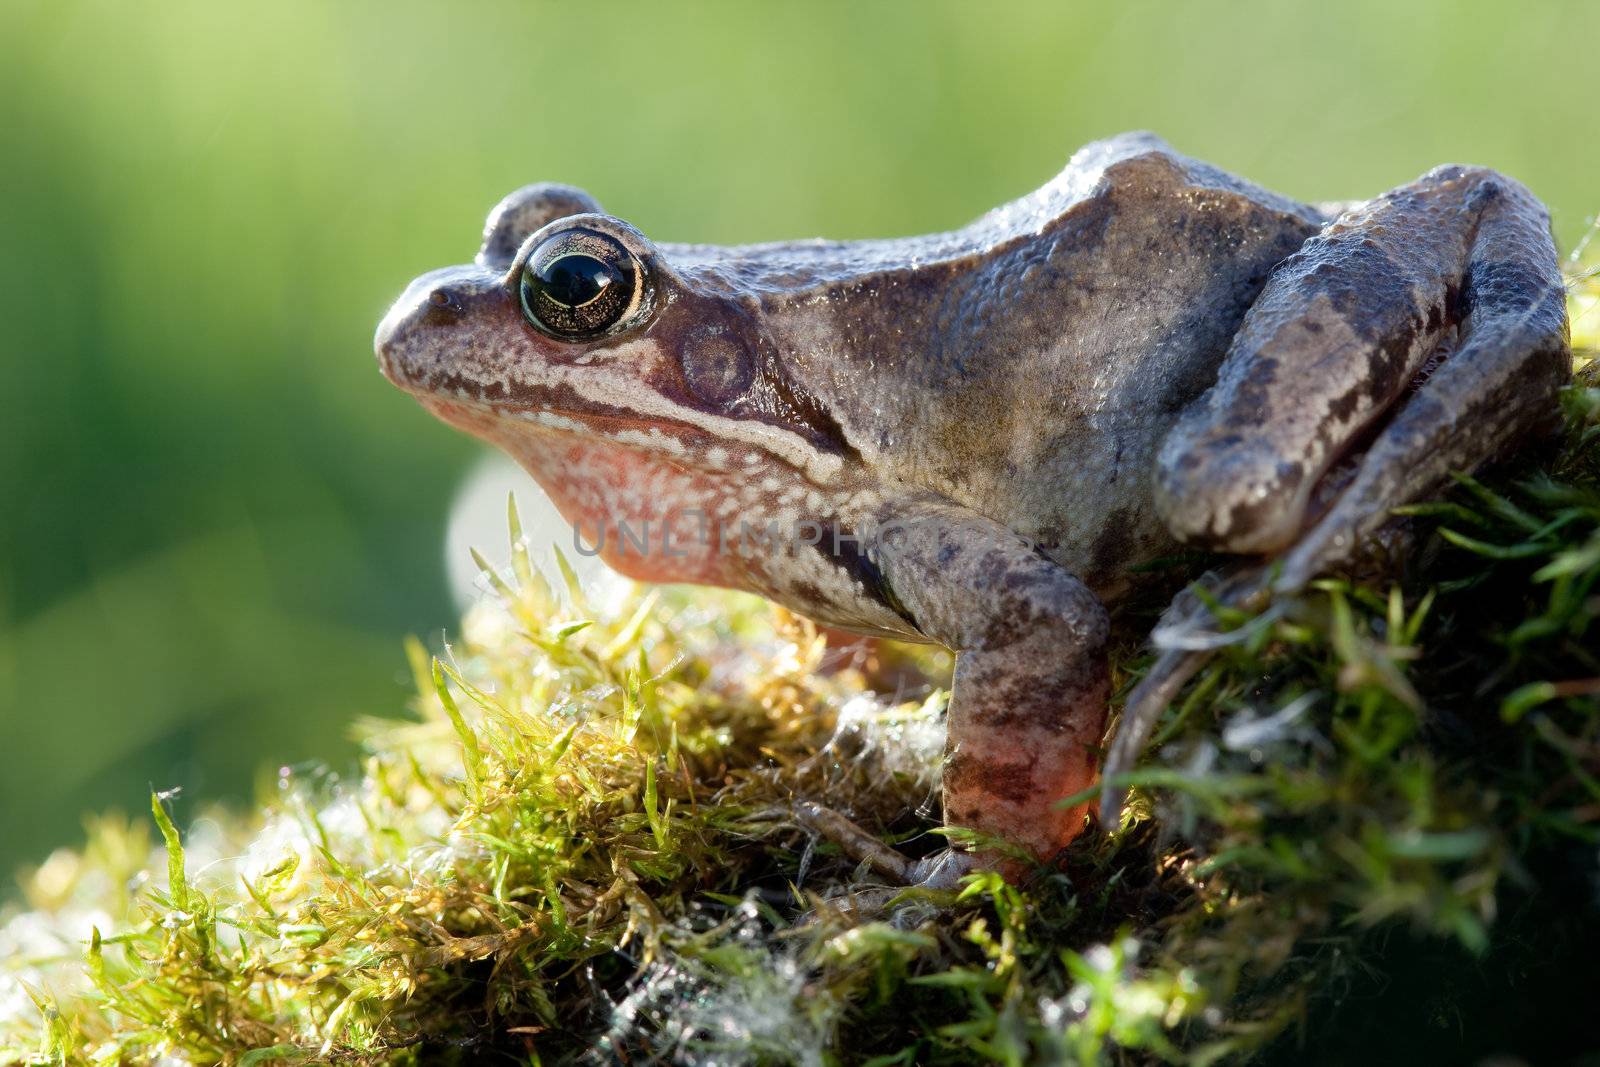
2,284,1597,1066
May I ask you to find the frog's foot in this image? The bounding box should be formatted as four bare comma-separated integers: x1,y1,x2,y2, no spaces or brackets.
792,800,917,883
901,849,984,889
1100,568,1269,822
1105,165,1571,825
792,801,993,889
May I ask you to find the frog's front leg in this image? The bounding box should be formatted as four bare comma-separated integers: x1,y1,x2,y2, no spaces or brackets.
864,497,1111,881
1103,165,1570,818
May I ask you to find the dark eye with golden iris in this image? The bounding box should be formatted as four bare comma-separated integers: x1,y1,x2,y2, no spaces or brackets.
518,227,646,340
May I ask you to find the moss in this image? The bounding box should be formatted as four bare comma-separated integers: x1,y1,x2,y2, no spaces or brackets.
2,271,1597,1066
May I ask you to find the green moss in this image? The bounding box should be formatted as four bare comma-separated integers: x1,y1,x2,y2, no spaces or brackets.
2,274,1597,1065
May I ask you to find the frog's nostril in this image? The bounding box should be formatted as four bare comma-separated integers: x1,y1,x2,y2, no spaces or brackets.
376,266,492,386
421,286,468,326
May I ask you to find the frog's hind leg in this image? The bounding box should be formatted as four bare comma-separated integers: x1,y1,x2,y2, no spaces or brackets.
1249,171,1569,592
1156,165,1570,559
1270,273,1568,592
1103,166,1571,822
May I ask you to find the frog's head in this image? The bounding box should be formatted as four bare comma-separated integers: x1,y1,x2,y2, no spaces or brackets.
375,184,849,586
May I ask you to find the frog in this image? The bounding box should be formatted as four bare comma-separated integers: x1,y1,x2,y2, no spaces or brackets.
375,132,1570,887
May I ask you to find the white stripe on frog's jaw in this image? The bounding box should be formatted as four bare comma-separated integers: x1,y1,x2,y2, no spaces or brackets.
374,263,846,486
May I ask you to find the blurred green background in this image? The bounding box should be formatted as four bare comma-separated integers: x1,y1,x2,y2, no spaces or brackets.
2,0,1597,875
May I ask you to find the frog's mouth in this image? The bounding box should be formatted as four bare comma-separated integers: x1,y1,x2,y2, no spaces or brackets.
407,363,849,490
419,394,740,478
415,393,843,539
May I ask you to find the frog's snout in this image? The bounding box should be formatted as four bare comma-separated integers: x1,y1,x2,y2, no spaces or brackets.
374,266,502,393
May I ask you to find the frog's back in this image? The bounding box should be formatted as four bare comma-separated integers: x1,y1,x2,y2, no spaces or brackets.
731,134,1327,594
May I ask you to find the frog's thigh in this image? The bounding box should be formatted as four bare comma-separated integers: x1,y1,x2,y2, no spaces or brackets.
1276,296,1567,592
872,500,1109,863
1156,165,1570,559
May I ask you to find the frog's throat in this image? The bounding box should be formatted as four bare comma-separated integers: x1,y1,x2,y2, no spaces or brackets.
422,395,862,589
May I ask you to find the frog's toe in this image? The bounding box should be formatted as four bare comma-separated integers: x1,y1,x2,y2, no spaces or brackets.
792,802,1013,889
1147,566,1278,651
903,849,981,890
1100,562,1277,825
1100,646,1210,825
792,800,917,884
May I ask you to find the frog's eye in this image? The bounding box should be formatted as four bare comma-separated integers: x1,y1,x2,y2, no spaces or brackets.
518,227,647,341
